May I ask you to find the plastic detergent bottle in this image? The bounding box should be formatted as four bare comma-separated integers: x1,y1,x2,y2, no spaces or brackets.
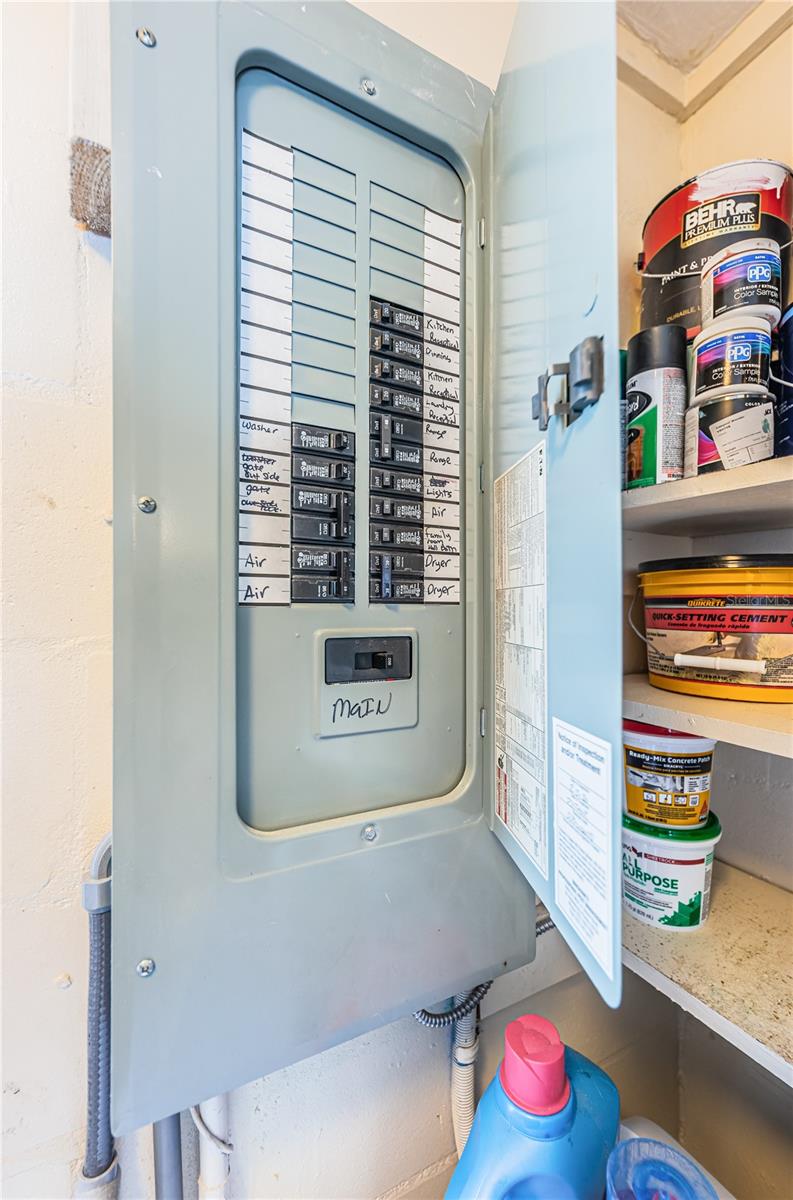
445,1014,619,1200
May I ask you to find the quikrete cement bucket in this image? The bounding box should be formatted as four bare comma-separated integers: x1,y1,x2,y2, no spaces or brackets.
622,812,722,929
640,160,793,338
623,720,715,829
639,555,793,702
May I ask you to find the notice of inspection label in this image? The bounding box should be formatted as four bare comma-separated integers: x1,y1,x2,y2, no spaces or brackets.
552,717,615,981
494,443,548,878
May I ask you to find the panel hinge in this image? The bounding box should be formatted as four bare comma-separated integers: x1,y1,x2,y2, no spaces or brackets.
478,217,486,248
531,335,605,432
478,462,485,493
479,707,487,737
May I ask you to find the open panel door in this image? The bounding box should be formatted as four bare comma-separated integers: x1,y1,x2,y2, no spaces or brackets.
485,2,623,1005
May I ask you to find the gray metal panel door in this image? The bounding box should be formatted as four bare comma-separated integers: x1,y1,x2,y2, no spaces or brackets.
486,2,623,1006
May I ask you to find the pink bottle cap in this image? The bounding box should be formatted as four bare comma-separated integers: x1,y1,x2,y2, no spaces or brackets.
499,1014,571,1115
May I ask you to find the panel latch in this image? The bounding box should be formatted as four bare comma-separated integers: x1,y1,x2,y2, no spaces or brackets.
531,336,604,432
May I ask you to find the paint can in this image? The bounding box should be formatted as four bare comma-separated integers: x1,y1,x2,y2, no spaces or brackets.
638,554,793,703
640,159,793,338
684,391,774,476
690,315,771,403
701,237,782,328
622,812,722,929
623,325,687,489
622,720,715,829
774,308,793,457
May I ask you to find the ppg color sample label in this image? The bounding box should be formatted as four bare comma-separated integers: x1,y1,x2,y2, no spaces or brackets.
711,251,781,320
553,719,615,981
693,328,771,396
494,444,548,877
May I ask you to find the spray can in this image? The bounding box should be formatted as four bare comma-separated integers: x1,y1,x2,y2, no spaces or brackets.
623,325,687,489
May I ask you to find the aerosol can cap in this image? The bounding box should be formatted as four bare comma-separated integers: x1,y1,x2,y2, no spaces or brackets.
500,1014,571,1115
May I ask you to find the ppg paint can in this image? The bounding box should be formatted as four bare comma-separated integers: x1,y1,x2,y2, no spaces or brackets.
701,237,782,328
774,307,793,457
640,159,793,338
690,315,771,402
623,325,687,489
684,391,774,476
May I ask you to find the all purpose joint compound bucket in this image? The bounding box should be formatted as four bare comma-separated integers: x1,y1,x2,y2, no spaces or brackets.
623,721,715,829
639,555,793,702
691,316,771,403
684,391,774,476
623,325,687,488
640,159,793,338
701,238,782,328
622,812,722,929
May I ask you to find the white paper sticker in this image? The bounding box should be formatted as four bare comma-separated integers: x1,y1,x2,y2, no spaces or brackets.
239,415,290,456
238,511,290,546
240,291,292,333
424,396,460,428
424,474,459,504
239,448,290,486
238,575,291,605
424,208,462,248
424,552,460,580
239,387,291,425
425,369,459,402
423,233,461,274
238,544,290,576
424,446,459,479
241,161,294,210
422,288,460,325
239,354,291,394
423,420,460,452
241,227,293,273
494,444,548,877
552,718,615,981
241,193,294,241
239,323,292,364
238,480,290,517
425,315,460,352
242,130,294,178
424,525,460,554
425,579,461,604
424,499,459,529
424,342,460,376
423,260,460,299
240,259,293,303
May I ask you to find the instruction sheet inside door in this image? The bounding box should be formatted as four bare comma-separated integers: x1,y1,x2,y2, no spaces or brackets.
494,443,548,878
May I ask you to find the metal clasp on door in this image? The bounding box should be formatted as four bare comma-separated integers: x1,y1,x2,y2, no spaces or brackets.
531,336,604,432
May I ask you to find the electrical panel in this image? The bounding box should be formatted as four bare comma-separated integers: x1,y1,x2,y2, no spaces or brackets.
111,0,623,1134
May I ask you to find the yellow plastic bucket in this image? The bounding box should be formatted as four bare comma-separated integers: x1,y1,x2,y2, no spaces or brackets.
638,555,793,702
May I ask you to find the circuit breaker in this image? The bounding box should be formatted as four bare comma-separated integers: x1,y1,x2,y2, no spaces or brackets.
111,0,623,1134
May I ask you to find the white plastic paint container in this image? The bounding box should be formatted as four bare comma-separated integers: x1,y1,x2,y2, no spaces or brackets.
622,720,715,829
622,813,722,929
684,391,774,476
691,315,772,403
701,238,782,328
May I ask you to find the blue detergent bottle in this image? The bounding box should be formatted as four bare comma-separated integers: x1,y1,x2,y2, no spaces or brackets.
445,1014,620,1200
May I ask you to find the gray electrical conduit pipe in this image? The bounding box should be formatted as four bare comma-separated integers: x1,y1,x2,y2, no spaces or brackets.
414,912,556,1157
76,835,119,1198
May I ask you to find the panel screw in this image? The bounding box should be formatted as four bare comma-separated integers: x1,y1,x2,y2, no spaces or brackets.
360,78,377,97
137,496,157,513
136,958,156,977
136,27,156,48
361,823,378,843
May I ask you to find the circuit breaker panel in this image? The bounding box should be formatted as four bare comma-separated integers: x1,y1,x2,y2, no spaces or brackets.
235,71,467,829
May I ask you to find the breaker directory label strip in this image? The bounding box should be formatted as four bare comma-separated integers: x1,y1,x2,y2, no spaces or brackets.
238,129,294,605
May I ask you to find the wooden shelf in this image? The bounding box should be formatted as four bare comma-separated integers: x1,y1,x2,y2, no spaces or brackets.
623,861,793,1087
623,674,793,758
622,457,793,536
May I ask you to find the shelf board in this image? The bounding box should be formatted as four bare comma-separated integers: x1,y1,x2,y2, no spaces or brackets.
623,861,793,1087
622,457,793,536
623,674,793,758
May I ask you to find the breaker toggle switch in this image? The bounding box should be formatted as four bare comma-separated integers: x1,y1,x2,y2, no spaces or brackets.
370,355,423,392
370,522,424,548
370,467,423,497
369,328,424,365
369,496,423,524
292,486,354,520
291,513,354,544
292,452,354,487
369,299,424,339
370,550,423,578
291,423,355,457
369,383,423,419
324,635,413,683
